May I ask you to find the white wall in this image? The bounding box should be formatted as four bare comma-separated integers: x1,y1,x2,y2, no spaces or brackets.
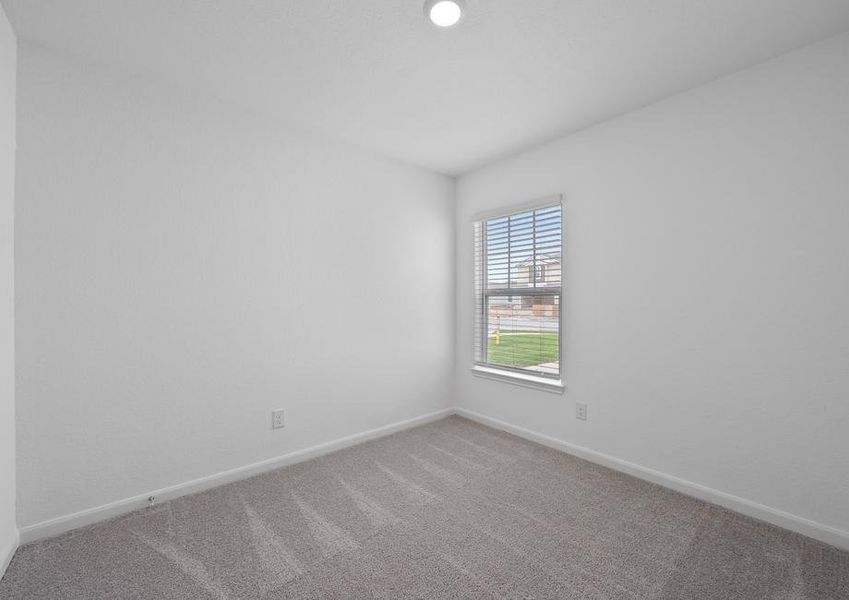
0,0,17,575
15,43,455,529
456,32,849,538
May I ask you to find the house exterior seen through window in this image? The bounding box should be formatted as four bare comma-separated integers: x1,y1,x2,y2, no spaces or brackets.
473,200,562,383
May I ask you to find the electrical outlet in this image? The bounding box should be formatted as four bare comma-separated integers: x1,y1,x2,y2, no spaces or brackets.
272,409,285,430
575,402,588,421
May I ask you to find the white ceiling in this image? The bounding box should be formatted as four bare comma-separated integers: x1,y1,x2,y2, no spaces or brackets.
4,1,849,175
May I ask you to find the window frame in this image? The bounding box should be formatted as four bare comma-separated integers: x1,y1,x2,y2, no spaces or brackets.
471,195,565,393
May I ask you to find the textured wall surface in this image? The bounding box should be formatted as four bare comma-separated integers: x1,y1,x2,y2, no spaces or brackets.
456,32,849,535
15,43,455,528
0,0,17,577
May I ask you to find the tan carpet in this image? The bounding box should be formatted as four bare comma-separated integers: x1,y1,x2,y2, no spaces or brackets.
1,416,847,599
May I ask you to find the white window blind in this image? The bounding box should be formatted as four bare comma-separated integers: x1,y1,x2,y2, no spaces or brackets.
474,201,562,380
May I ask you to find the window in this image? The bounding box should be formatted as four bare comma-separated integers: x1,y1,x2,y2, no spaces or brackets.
533,264,545,283
473,199,562,389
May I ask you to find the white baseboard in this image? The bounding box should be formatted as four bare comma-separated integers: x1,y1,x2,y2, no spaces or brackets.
18,405,849,553
456,407,849,552
19,408,454,545
0,528,19,580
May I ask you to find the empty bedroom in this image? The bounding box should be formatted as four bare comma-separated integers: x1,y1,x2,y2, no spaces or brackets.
0,1,848,598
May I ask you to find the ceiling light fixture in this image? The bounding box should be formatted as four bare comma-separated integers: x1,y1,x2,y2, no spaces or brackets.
424,0,465,28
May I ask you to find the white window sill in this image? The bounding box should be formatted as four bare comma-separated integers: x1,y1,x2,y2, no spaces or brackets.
471,365,565,394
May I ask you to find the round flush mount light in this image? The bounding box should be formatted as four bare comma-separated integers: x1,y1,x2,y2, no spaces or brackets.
424,0,465,27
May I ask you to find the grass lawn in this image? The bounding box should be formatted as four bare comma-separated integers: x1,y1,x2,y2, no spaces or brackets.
488,331,559,368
